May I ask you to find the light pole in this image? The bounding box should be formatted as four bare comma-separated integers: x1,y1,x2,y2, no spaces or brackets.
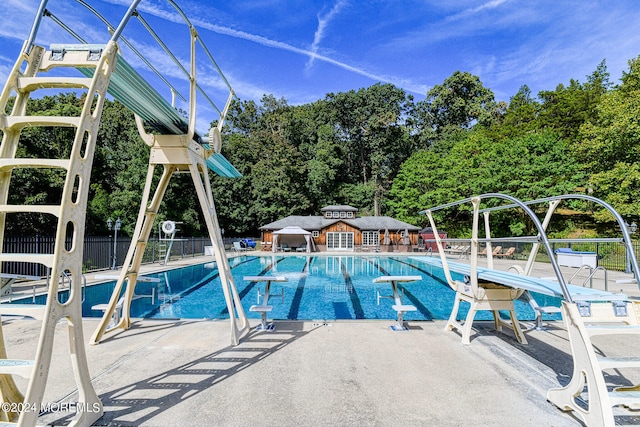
107,217,122,270
625,221,637,273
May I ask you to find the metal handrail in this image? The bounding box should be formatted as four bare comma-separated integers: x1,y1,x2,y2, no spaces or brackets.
422,193,573,302
32,0,232,134
568,265,609,291
421,193,640,294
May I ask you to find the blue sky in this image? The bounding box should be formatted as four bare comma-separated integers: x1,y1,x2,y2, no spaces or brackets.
2,0,640,129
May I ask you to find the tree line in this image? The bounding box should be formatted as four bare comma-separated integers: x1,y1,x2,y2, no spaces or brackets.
4,56,640,239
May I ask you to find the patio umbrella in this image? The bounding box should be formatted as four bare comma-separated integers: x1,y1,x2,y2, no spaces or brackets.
383,229,390,245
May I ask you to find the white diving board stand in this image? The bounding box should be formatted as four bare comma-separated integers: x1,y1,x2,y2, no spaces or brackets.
0,273,41,300
244,276,287,331
0,274,45,320
373,275,421,331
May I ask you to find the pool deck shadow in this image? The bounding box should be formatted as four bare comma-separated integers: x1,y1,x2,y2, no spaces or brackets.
4,252,640,425
39,321,319,426
0,317,598,427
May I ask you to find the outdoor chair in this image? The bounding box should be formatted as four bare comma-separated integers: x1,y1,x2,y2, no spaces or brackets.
280,243,291,252
495,247,516,258
233,241,247,252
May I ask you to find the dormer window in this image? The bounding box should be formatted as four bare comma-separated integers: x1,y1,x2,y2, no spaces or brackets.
340,212,346,218
347,212,353,218
325,212,332,218
333,211,340,218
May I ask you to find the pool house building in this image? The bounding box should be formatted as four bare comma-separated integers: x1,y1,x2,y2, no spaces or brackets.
259,205,421,252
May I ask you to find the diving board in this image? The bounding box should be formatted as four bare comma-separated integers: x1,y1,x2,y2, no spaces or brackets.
54,43,241,179
410,255,624,300
0,1,248,425
420,193,640,426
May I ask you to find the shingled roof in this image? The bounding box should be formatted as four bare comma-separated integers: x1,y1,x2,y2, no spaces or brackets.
320,205,358,212
259,215,419,232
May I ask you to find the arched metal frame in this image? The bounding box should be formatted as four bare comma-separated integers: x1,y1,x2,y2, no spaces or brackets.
421,193,640,302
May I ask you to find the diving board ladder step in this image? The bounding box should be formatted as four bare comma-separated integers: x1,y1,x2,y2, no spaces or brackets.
609,391,640,407
2,116,81,129
0,360,34,379
547,300,640,426
0,254,55,268
585,324,640,336
17,76,94,91
0,41,115,425
0,306,46,321
598,356,640,370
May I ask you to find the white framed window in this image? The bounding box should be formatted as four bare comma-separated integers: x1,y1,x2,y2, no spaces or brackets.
325,212,332,218
333,211,340,218
340,211,346,218
326,232,354,250
312,230,319,238
347,212,354,218
362,231,380,246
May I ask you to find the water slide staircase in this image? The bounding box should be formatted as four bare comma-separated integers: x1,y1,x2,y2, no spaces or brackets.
0,1,247,425
421,193,640,426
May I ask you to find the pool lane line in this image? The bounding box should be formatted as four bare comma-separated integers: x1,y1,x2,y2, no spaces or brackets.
169,255,262,301
144,256,277,318
369,259,434,321
390,257,453,290
287,258,312,320
341,260,365,319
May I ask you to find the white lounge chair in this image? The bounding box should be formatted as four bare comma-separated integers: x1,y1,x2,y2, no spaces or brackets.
233,241,247,252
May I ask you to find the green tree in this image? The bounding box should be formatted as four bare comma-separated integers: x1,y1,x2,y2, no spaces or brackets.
575,56,640,218
537,60,611,141
326,83,414,215
213,96,312,235
388,129,579,234
416,71,500,137
495,85,540,138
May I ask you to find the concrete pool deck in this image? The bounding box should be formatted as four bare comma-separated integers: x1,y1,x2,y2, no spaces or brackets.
3,251,640,426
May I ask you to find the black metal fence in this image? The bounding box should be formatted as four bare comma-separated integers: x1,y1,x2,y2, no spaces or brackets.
3,236,639,278
484,241,639,273
1,235,219,277
424,238,640,274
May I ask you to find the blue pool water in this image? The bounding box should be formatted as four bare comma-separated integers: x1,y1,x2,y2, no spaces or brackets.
13,255,562,322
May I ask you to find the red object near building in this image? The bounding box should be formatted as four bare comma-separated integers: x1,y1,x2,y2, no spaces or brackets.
419,227,447,252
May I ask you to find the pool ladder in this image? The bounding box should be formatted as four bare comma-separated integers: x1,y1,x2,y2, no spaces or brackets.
567,265,609,291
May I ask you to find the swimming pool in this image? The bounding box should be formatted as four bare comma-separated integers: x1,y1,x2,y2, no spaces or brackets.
14,255,561,322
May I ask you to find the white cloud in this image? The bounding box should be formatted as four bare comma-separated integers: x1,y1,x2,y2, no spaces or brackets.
444,0,511,23
305,0,348,72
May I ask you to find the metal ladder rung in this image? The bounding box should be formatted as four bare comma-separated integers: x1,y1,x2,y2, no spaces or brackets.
0,159,69,170
599,356,640,369
0,359,34,379
0,254,54,268
0,305,46,320
17,76,94,91
0,205,60,215
585,324,640,336
2,115,80,130
609,390,640,407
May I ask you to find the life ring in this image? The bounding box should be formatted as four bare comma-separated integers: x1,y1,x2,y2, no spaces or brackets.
162,221,176,235
209,127,222,153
